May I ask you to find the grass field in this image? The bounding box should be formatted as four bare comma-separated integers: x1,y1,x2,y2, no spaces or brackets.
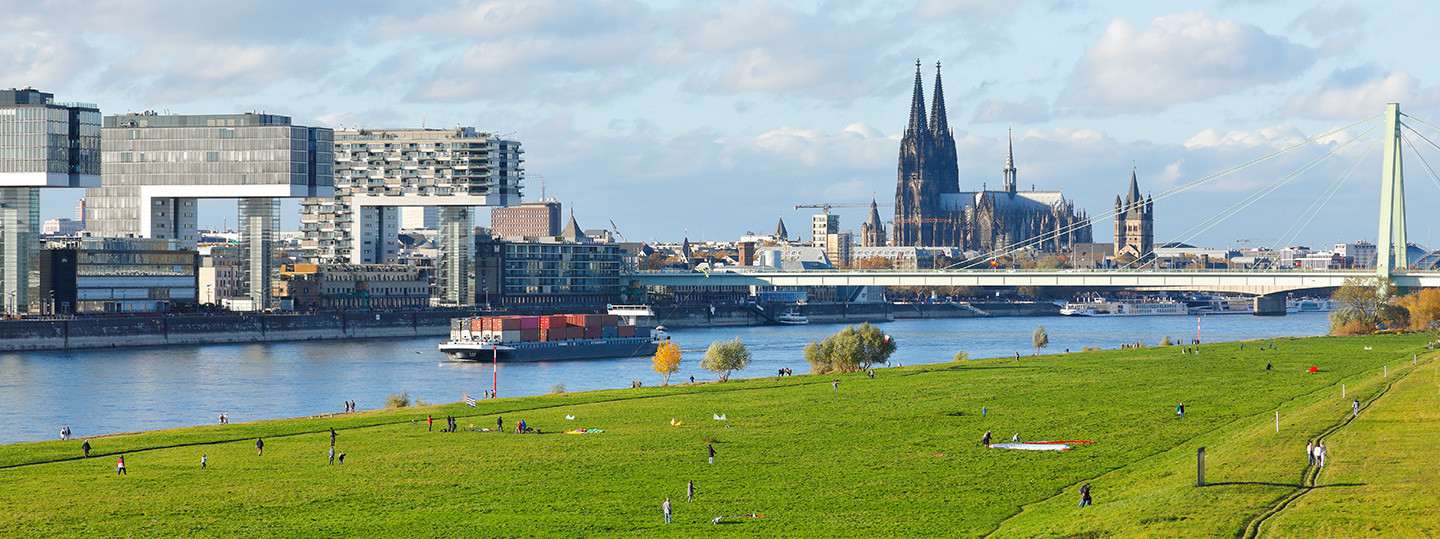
1,333,1436,537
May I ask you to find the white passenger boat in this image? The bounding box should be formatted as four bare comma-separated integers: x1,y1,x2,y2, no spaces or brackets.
1184,295,1254,315
776,307,809,325
1059,297,1189,317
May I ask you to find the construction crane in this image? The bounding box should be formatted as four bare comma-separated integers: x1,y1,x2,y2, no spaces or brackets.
1235,238,1276,249
794,202,894,214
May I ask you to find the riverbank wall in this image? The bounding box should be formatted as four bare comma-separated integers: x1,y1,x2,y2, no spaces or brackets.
0,300,1060,351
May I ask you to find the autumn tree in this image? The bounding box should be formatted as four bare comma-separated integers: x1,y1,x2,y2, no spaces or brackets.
652,341,681,385
701,337,751,382
1396,288,1440,331
858,256,895,270
1330,276,1398,334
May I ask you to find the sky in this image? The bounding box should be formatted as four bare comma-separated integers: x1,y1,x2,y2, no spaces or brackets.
8,0,1440,250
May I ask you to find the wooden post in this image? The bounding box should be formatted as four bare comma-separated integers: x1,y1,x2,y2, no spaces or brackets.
1197,447,1206,487
1275,410,1279,432
1343,384,1346,398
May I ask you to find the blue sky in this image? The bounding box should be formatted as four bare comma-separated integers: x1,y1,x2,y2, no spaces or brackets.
8,0,1440,249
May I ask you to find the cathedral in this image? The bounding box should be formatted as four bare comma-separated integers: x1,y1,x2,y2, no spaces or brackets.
884,61,1092,253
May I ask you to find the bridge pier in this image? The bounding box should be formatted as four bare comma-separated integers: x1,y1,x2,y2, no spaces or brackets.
1253,294,1286,317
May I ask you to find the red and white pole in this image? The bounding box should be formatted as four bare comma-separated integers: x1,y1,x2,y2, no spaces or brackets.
492,346,498,398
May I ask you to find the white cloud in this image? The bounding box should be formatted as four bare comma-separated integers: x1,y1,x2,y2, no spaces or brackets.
1285,70,1440,121
1183,124,1307,150
973,97,1053,123
0,32,95,90
1067,11,1315,115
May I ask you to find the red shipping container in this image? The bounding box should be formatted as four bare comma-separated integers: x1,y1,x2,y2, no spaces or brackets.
605,314,620,326
520,316,540,329
498,317,521,330
567,327,582,340
583,326,602,339
537,329,550,342
521,327,540,342
470,318,484,332
617,325,635,338
539,315,567,329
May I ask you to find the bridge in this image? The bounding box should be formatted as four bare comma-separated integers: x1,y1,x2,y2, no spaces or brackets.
628,104,1440,303
629,269,1440,296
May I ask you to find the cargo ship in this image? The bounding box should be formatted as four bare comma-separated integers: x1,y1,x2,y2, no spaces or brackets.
438,306,667,362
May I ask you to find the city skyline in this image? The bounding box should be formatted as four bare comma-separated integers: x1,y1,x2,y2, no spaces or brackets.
7,0,1440,249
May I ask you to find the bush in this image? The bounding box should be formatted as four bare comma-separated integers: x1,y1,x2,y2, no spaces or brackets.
384,391,411,409
549,383,566,394
804,323,897,374
1332,320,1374,336
1160,336,1172,346
953,350,969,362
1082,346,1101,352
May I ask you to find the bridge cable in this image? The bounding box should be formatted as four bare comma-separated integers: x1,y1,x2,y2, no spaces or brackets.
1125,122,1379,268
1272,136,1379,250
945,113,1384,270
1400,122,1440,193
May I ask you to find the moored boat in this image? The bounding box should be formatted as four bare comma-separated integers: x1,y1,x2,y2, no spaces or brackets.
439,307,667,362
1059,296,1189,317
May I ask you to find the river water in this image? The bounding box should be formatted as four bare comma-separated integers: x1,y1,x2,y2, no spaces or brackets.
0,313,1329,445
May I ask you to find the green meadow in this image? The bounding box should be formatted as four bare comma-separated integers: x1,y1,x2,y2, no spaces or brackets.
2,333,1436,538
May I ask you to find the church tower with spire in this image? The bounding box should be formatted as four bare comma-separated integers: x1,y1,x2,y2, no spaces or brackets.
861,199,887,247
1114,170,1154,261
893,60,960,247
1002,128,1017,194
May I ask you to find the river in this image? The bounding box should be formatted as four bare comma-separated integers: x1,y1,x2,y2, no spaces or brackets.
0,313,1329,444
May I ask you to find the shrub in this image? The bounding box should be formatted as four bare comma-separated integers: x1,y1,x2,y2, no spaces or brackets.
1160,336,1172,346
549,383,566,394
953,350,969,362
384,391,411,409
1332,320,1374,336
1033,325,1049,351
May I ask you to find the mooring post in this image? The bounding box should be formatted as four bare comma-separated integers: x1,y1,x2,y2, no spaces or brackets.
1197,447,1206,487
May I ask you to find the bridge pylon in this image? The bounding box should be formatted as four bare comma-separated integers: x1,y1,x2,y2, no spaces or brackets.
1378,103,1407,278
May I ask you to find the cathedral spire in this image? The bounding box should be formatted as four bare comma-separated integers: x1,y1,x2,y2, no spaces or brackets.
929,61,948,135
1126,168,1141,209
906,59,927,136
1002,127,1017,193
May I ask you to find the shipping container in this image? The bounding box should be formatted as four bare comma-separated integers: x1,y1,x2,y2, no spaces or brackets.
521,327,540,342
617,325,635,338
500,330,521,343
604,314,620,326
519,316,540,330
469,318,484,332
538,315,566,329
494,317,520,330
601,325,618,338
583,326,602,339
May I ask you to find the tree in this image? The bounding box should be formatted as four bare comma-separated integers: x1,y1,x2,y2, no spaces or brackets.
858,256,894,270
1330,276,1397,334
652,341,681,385
701,337,751,382
1037,255,1070,270
804,323,897,374
1396,288,1440,331
1033,325,1049,353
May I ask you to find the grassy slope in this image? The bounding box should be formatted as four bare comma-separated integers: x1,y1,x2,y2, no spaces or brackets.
0,333,1434,538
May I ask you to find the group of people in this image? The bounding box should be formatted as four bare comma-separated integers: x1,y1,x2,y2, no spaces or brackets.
217,413,229,424
342,401,356,413
60,426,71,440
1307,440,1329,467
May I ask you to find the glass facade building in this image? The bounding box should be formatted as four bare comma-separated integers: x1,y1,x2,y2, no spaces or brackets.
37,237,198,314
0,88,101,314
88,112,333,309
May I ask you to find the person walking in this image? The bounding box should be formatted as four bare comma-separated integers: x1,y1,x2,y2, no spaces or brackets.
663,497,672,524
61,426,70,440
1352,399,1360,417
832,380,839,391
1306,441,1315,465
1176,403,1185,419
687,481,695,502
982,406,987,418
1317,442,1327,467
116,455,126,475
330,428,338,448
329,447,336,464
497,416,503,432
1078,483,1092,507
255,437,264,456
81,440,91,458
201,454,207,469
428,415,433,431
708,443,716,465
982,430,992,447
